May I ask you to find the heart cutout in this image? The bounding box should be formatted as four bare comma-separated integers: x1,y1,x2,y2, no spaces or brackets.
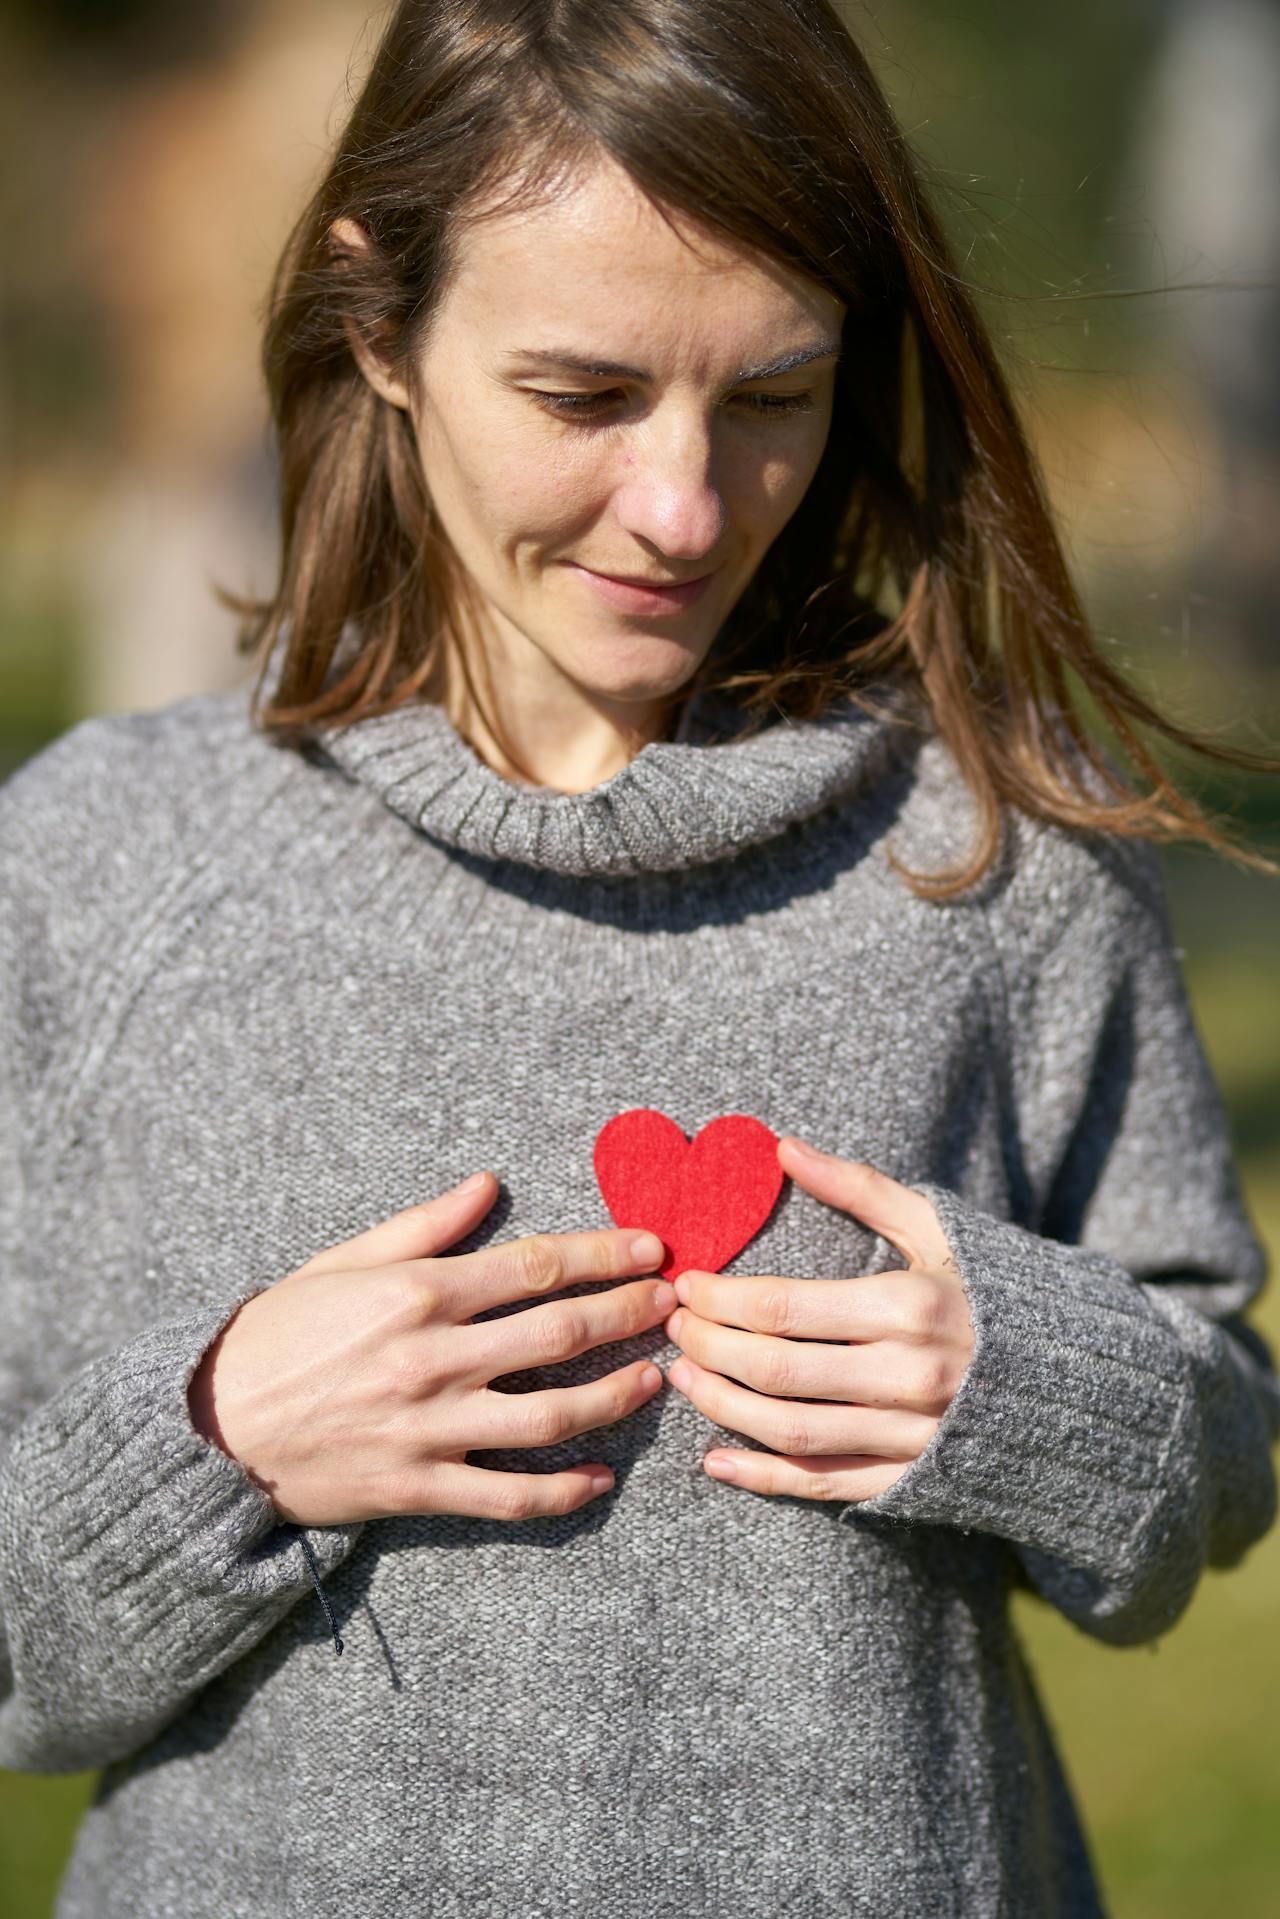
593,1108,785,1280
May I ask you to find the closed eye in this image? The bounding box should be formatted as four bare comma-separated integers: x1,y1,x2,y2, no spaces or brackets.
529,388,816,425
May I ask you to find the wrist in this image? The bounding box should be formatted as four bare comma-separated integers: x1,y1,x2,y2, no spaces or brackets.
188,1324,237,1457
187,1296,262,1462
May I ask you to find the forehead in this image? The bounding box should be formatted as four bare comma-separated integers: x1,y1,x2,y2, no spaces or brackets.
443,152,844,355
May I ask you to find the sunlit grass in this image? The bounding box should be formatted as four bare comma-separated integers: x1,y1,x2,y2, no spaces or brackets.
0,1769,96,1917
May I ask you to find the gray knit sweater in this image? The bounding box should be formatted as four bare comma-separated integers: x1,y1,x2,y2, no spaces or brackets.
1,669,1277,1918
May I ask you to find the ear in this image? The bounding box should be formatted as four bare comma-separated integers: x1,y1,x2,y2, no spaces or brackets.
328,216,413,413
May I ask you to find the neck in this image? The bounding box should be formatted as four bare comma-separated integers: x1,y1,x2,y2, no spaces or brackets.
438,626,684,795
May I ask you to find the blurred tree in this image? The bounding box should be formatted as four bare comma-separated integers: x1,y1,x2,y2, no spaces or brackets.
1120,0,1280,679
4,0,252,69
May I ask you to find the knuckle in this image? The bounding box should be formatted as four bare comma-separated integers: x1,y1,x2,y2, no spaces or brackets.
625,1284,658,1333
529,1306,584,1364
373,1263,438,1328
486,1475,539,1522
806,1469,837,1502
592,1233,627,1280
913,1354,954,1411
518,1393,572,1447
757,1341,798,1397
900,1278,941,1343
775,1412,812,1457
754,1284,795,1337
521,1235,566,1295
551,1473,593,1515
404,1271,444,1323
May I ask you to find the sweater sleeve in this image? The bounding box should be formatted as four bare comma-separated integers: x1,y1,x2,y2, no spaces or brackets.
0,720,365,1774
841,822,1280,1647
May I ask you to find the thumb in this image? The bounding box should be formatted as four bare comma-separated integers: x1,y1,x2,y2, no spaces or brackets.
776,1139,933,1268
298,1171,497,1276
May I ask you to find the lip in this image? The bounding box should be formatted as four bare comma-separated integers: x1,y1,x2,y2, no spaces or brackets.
569,563,716,614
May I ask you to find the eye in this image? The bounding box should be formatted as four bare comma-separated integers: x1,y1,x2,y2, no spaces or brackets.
530,391,624,422
738,391,816,416
528,388,816,425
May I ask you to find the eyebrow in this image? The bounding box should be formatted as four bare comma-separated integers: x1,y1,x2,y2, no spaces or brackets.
504,340,843,382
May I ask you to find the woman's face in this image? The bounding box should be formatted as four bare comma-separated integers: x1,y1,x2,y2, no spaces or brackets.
339,152,844,713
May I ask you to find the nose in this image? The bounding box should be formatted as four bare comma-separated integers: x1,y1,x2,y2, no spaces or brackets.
610,409,728,564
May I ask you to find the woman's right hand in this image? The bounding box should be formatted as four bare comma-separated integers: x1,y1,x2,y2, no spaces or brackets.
187,1172,672,1526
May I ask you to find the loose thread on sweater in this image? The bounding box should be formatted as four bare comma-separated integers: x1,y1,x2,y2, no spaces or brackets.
297,1531,344,1655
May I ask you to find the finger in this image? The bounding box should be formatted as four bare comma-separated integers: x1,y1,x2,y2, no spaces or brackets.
775,1141,953,1270
402,1457,621,1521
299,1173,499,1275
699,1449,916,1503
468,1357,664,1450
669,1310,957,1414
667,1355,935,1459
448,1227,665,1316
674,1268,930,1342
460,1278,676,1387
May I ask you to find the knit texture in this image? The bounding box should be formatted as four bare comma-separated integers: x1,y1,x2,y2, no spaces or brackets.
1,670,1276,1918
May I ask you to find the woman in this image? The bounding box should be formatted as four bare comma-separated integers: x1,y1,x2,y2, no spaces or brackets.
2,3,1277,1914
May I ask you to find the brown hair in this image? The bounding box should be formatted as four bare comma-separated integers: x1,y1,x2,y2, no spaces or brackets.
219,0,1279,896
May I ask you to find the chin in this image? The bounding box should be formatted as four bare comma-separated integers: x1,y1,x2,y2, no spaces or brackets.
583,672,704,714
560,633,710,703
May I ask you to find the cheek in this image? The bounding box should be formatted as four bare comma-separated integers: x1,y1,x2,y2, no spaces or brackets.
746,435,828,532
426,410,603,543
503,444,618,549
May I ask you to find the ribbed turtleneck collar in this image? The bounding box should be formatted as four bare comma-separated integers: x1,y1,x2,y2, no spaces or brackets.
308,680,923,880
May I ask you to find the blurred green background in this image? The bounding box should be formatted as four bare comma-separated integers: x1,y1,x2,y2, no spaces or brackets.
2,1,1278,1913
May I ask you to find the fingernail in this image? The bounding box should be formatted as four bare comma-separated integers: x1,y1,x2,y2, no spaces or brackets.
784,1137,823,1159
630,1232,664,1266
457,1172,489,1191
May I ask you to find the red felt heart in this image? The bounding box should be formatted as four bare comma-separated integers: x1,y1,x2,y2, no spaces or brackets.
593,1108,785,1280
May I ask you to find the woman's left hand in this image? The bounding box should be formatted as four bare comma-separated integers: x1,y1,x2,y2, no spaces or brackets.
663,1136,976,1503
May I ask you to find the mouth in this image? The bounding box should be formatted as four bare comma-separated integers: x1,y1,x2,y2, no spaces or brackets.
568,563,716,614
